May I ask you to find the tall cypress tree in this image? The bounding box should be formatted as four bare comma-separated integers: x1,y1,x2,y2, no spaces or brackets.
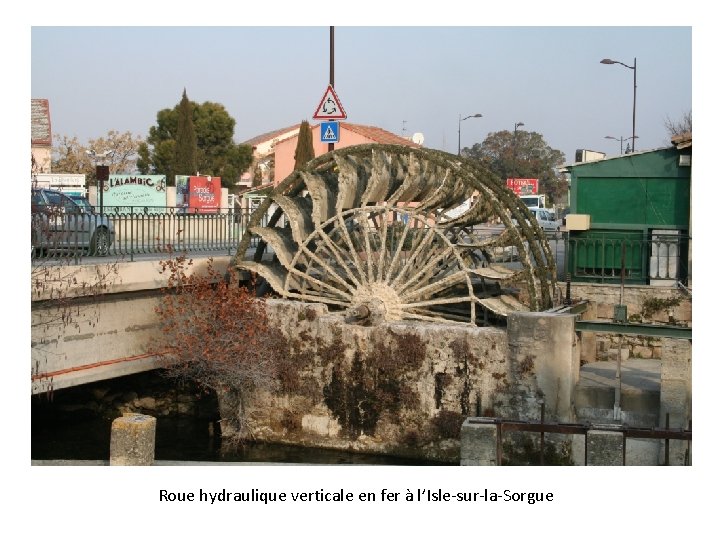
175,89,198,177
293,120,315,171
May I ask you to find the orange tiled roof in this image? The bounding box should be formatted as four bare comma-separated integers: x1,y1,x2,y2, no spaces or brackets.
341,122,422,147
241,124,303,146
278,122,422,148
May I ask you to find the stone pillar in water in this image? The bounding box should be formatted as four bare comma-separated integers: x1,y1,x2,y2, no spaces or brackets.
110,413,157,466
507,312,579,423
586,427,624,466
460,418,497,465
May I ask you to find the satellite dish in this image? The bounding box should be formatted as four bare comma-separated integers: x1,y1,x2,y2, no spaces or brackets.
411,132,425,145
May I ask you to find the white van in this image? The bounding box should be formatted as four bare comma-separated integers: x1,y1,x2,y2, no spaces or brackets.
527,206,561,231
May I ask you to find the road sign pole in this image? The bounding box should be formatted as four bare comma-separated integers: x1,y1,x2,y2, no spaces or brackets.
329,26,335,152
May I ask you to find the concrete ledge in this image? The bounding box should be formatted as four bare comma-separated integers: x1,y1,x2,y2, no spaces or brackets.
32,255,233,301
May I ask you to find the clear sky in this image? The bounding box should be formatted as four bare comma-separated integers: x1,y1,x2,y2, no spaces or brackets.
31,25,691,163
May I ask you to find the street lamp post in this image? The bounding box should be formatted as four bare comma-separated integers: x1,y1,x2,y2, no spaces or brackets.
601,57,637,152
605,135,638,155
458,113,482,156
513,122,524,178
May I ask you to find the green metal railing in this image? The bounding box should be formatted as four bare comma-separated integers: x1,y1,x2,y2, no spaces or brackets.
566,231,690,285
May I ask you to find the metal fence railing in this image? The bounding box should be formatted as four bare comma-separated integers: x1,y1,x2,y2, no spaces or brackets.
30,208,692,287
566,231,691,285
31,207,262,262
467,411,692,466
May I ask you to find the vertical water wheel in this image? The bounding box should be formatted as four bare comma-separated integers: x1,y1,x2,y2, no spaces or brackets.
234,144,556,325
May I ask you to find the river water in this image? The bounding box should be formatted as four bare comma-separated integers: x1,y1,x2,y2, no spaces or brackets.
31,391,442,466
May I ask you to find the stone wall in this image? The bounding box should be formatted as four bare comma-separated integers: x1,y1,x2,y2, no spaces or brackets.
572,283,691,364
219,300,579,463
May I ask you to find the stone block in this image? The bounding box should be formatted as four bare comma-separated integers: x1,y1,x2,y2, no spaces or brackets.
660,380,688,416
625,438,661,466
674,301,692,323
109,413,156,466
580,332,596,364
661,359,690,381
607,348,629,362
583,303,598,320
626,303,642,319
301,414,340,437
460,418,497,465
586,427,624,466
659,438,691,466
596,303,615,320
137,397,156,409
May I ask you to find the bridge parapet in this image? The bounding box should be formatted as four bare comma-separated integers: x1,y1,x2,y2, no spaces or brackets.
31,255,232,394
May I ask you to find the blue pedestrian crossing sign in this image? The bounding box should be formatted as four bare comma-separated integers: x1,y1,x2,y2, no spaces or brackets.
320,121,340,143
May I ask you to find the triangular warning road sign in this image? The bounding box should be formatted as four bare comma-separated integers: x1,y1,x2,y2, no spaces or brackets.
313,85,347,120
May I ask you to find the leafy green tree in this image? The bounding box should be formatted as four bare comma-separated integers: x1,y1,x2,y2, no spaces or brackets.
293,120,315,170
463,130,567,205
174,89,198,178
137,96,253,188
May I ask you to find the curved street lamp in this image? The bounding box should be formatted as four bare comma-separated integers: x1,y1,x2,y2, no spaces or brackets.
458,113,482,156
605,135,638,155
601,57,637,152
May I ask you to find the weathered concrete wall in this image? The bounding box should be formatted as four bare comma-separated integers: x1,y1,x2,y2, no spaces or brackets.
659,337,692,464
220,300,579,463
31,257,231,393
506,312,579,421
572,283,691,363
571,283,691,439
32,294,163,393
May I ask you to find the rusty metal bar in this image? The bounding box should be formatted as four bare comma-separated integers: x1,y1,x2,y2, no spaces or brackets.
624,427,692,440
496,421,502,466
468,415,691,466
471,419,692,440
665,413,670,466
488,421,590,435
540,402,545,466
623,432,627,466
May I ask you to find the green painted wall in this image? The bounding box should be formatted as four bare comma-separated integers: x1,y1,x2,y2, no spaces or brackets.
568,148,690,231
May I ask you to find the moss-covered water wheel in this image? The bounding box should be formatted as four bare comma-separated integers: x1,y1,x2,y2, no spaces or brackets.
233,144,556,325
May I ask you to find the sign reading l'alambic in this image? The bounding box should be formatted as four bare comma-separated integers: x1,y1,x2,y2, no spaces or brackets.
103,175,167,213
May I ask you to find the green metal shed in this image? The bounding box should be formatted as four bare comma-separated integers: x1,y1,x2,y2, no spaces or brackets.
564,146,691,284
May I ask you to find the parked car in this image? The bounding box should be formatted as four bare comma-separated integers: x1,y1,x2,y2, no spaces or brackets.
527,206,562,231
512,206,562,232
67,193,95,213
31,188,115,256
